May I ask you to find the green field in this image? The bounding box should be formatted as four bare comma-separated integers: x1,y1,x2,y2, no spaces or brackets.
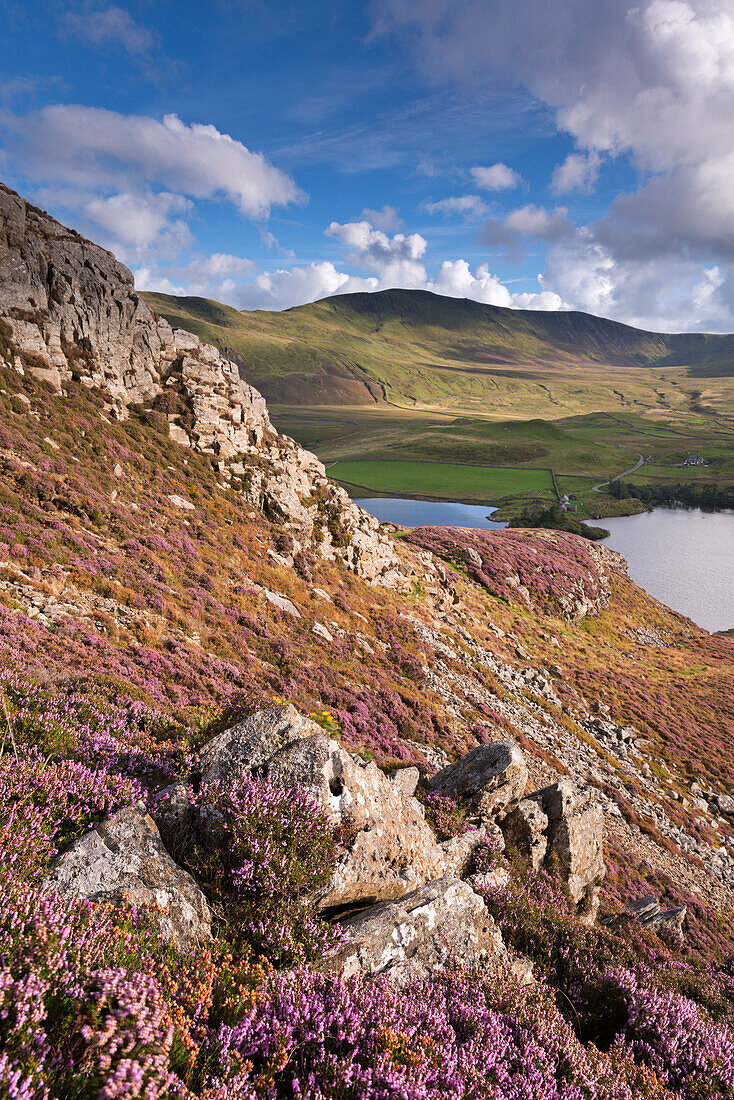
329,460,555,502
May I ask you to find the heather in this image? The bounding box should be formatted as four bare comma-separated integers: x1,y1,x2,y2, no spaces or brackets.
2,354,734,1096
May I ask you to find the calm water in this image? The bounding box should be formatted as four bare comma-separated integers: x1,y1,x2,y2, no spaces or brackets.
354,497,506,529
356,495,734,633
601,507,734,633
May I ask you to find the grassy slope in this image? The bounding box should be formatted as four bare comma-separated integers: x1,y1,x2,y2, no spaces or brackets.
142,288,734,419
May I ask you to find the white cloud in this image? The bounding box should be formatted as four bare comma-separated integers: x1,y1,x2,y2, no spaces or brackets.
82,191,192,251
10,106,304,219
374,0,734,329
482,204,572,253
361,204,403,231
470,163,522,190
551,152,602,194
325,219,428,286
63,5,154,55
424,194,488,217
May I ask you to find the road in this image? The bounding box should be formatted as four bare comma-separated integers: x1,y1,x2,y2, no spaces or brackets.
592,451,645,492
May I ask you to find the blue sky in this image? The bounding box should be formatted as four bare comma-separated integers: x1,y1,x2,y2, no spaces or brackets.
2,0,734,331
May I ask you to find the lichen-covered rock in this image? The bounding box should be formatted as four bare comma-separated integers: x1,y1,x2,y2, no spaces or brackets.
388,766,420,798
266,733,446,910
198,704,318,785
524,779,605,923
502,798,549,870
44,802,212,947
439,824,505,879
428,742,528,823
322,877,506,983
196,705,446,910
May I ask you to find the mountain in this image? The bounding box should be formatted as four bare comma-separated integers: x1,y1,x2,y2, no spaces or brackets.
3,182,734,1097
143,287,734,417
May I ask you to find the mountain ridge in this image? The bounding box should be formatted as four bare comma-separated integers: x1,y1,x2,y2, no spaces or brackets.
143,286,734,417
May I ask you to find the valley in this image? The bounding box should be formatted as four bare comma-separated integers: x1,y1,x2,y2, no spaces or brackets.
145,290,734,520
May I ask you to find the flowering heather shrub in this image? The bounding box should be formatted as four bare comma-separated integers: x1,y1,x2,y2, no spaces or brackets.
192,775,345,966
406,526,607,618
417,789,469,840
200,963,669,1099
607,967,734,1100
0,750,144,881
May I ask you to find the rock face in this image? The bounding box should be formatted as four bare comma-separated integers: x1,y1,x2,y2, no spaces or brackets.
197,705,446,911
428,742,528,823
44,803,212,947
323,877,506,983
0,184,403,585
503,780,605,922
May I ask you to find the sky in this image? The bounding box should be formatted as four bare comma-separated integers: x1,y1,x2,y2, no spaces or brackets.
2,0,734,332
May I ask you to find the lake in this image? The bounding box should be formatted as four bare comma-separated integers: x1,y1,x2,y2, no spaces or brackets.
356,495,734,633
354,497,506,529
601,507,734,633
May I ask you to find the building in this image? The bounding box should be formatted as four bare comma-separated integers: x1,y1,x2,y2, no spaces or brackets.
683,454,705,466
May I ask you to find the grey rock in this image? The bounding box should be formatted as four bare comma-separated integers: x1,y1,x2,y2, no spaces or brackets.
502,798,549,870
388,766,420,798
527,780,605,922
428,741,528,823
198,704,318,785
44,803,211,947
266,732,446,910
323,877,507,983
715,793,734,816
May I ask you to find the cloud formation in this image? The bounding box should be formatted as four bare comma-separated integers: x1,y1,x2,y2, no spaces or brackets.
63,5,154,56
374,0,734,329
10,106,303,219
424,195,488,218
470,163,522,191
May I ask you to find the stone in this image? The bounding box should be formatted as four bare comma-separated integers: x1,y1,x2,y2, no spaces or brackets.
198,704,317,784
428,742,528,823
312,621,333,642
261,589,300,617
168,494,195,510
526,780,605,922
322,877,506,983
715,793,734,816
197,706,446,911
439,824,504,879
44,803,211,947
266,733,446,911
388,766,420,798
502,798,549,870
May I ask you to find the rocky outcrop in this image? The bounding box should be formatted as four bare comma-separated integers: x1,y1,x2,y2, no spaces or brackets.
0,183,403,585
503,780,605,922
196,705,446,911
322,877,508,983
602,895,686,935
428,742,528,823
44,802,212,947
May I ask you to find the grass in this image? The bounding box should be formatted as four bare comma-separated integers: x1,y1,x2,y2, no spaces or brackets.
329,460,555,501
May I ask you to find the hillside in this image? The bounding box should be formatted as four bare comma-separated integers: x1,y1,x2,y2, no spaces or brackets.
143,288,734,419
2,183,734,1097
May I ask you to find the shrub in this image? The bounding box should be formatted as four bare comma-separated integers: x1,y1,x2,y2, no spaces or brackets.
192,775,345,966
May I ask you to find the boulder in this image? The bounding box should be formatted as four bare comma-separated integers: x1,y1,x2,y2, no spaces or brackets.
523,780,605,922
502,798,548,870
266,733,446,910
196,706,446,911
44,803,212,948
198,704,318,784
388,766,420,798
428,742,527,823
439,823,505,879
322,877,507,983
